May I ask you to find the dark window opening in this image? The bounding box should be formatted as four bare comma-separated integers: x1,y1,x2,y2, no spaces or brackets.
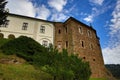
83,57,86,59
22,22,28,30
58,29,61,34
66,41,68,48
81,41,84,47
40,26,45,33
93,59,95,61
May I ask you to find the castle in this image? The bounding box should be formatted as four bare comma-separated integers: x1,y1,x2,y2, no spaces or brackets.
0,13,108,78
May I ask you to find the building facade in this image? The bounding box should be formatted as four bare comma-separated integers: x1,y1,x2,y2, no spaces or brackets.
0,14,54,47
0,13,109,78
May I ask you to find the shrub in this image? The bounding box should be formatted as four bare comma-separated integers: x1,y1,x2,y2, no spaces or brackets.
0,36,43,61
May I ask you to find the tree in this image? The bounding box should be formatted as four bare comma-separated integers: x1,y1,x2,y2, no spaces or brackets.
0,0,8,25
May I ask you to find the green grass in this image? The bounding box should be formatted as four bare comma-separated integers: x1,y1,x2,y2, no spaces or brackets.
0,53,53,80
89,78,107,80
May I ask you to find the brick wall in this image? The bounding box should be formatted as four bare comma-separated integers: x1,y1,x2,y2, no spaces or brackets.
54,17,107,78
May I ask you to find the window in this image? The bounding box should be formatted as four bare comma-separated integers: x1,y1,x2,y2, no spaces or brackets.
83,57,86,59
58,29,61,34
66,41,68,48
79,26,83,34
42,40,48,47
93,59,95,61
0,20,9,27
22,22,28,30
40,26,45,33
65,26,67,33
81,41,84,47
87,30,91,37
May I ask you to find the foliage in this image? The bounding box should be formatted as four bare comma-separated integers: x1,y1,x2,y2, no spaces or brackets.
0,36,44,61
0,38,10,47
0,0,8,25
34,47,91,80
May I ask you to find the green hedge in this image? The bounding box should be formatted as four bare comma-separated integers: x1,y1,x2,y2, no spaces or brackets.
0,36,44,61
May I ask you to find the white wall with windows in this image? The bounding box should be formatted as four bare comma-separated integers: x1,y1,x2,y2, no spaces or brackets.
0,14,54,46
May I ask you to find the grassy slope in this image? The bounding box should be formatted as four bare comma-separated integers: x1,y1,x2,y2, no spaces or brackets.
0,53,107,80
0,53,53,80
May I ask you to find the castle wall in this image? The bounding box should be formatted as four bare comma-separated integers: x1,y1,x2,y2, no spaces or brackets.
54,18,106,78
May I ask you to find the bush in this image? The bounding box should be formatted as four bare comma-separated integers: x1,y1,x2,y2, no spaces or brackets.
0,36,44,61
0,38,10,47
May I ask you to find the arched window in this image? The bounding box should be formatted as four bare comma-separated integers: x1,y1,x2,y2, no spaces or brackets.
0,33,4,38
8,34,15,39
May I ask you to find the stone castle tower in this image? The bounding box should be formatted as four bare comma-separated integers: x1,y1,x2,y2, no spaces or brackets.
54,17,107,78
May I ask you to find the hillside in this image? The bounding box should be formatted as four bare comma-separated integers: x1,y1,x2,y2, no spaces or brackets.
0,37,109,80
0,52,53,80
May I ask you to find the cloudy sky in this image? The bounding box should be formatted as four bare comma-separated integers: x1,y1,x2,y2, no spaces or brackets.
6,0,120,64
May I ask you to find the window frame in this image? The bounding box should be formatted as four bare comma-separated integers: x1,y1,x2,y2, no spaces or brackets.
22,22,28,30
42,40,48,47
79,26,83,34
87,30,92,37
0,20,9,28
40,25,45,33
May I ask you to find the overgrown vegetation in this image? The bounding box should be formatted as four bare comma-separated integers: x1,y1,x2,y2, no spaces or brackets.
1,36,44,61
0,36,91,80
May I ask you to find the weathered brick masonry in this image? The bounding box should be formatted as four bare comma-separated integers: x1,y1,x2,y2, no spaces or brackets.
54,17,108,78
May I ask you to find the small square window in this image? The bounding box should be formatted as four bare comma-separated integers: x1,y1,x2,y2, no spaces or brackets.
22,22,28,30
